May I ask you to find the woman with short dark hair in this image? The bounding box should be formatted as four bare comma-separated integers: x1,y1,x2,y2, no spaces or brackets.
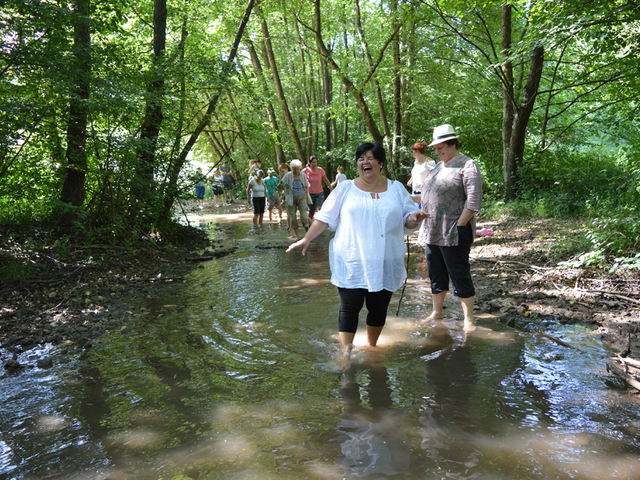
287,142,429,363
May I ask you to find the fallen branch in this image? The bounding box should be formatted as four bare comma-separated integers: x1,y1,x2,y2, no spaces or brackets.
617,355,640,369
606,359,640,391
550,283,640,306
580,289,640,305
472,256,553,272
186,256,213,261
584,289,640,297
536,331,573,348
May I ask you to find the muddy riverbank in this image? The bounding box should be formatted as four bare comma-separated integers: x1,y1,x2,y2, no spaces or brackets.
2,205,639,376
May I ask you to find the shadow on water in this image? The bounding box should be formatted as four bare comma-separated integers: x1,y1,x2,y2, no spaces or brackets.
2,211,640,479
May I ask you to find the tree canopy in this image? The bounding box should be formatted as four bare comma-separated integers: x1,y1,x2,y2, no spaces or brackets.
1,0,639,250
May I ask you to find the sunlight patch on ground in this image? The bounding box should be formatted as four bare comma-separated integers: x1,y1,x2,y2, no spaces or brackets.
279,278,332,289
474,431,640,479
108,429,164,450
36,416,67,433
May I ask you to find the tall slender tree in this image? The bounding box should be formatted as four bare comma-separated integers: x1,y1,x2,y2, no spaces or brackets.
60,0,91,218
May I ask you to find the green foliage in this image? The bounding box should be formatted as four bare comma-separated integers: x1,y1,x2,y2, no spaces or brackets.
574,216,640,269
0,257,39,280
1,0,639,258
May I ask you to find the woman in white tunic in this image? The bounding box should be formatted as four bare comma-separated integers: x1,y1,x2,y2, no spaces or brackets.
287,142,429,357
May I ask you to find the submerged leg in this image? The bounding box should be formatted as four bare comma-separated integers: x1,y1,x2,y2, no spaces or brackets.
459,296,475,332
427,291,447,321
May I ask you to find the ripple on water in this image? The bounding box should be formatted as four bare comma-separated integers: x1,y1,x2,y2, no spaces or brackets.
2,216,640,479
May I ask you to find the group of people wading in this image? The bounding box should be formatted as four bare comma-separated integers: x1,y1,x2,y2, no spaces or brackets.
286,124,483,366
200,124,483,367
245,156,337,237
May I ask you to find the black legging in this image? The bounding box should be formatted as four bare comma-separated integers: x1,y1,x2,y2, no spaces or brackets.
337,288,394,333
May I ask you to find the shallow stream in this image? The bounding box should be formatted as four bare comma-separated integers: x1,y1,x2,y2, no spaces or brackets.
2,212,640,479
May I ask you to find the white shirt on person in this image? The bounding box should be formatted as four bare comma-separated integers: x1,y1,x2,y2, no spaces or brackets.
410,159,436,193
249,178,266,198
314,179,419,292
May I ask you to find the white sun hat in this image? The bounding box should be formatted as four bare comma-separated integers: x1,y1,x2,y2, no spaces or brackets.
429,124,459,146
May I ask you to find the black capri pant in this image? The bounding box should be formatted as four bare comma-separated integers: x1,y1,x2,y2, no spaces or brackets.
426,223,475,298
337,288,394,333
252,196,266,214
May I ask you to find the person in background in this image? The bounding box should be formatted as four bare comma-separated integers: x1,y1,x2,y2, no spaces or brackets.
303,155,332,220
248,159,261,178
331,165,347,187
281,159,310,240
278,163,292,231
219,161,235,204
211,167,226,207
420,124,483,332
247,160,262,200
194,167,206,210
407,141,436,208
287,143,428,364
248,169,266,226
264,168,283,223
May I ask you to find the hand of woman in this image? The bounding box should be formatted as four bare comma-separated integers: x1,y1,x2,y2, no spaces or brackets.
405,211,430,229
411,211,430,223
286,238,310,256
286,220,329,256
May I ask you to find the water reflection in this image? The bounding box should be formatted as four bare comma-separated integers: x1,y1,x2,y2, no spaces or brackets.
419,322,481,476
3,213,640,479
335,361,411,476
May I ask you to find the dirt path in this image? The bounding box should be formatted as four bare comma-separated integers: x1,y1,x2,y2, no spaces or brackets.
2,210,639,371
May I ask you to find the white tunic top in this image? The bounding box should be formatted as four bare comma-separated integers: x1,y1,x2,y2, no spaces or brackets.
314,179,419,292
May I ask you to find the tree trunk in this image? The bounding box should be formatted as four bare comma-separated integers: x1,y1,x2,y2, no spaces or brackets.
313,0,384,145
245,38,285,164
354,0,391,150
342,15,349,146
401,21,416,147
225,86,245,141
501,4,515,197
160,0,255,223
259,7,306,161
161,15,188,206
320,56,332,152
505,46,544,200
390,0,402,175
132,0,166,223
60,0,90,216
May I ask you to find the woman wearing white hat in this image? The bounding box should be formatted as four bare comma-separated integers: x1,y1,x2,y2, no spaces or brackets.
420,124,483,332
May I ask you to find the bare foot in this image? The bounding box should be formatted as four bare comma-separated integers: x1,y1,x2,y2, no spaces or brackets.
463,318,476,332
422,311,443,323
340,345,353,360
338,346,353,372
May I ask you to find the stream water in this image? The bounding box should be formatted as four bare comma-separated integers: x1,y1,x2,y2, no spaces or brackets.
2,212,640,479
